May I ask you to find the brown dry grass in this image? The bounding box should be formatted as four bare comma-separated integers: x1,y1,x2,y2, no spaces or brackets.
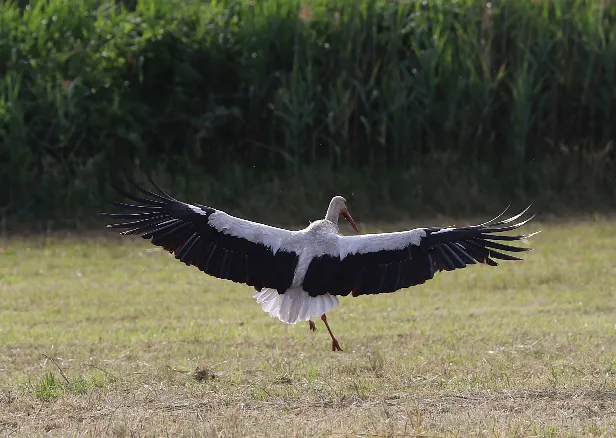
1,217,616,437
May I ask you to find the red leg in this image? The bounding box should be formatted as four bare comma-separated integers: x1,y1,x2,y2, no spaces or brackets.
320,314,343,352
308,320,317,332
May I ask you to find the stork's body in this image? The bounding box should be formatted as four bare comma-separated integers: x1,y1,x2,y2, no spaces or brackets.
104,177,539,351
252,206,353,350
253,219,344,317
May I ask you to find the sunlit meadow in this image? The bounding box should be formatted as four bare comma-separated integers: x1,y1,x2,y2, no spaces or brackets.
1,217,616,436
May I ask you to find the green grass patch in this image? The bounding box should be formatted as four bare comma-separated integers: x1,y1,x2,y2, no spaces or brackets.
33,372,62,400
26,368,110,400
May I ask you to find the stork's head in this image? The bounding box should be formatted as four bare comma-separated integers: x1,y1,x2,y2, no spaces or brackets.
326,196,359,233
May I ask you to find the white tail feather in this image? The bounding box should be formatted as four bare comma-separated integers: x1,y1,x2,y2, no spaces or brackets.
253,288,339,324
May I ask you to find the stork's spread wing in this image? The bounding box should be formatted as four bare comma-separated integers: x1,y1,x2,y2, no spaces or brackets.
302,207,538,297
103,178,299,293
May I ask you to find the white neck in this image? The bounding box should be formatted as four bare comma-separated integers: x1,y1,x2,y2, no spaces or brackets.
325,196,345,225
325,206,339,225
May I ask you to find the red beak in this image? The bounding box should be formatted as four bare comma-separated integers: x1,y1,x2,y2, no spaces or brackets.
342,210,359,233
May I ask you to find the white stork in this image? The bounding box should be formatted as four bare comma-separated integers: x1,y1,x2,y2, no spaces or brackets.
104,177,538,351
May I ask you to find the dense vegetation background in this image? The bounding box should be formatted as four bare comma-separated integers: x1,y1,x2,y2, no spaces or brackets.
1,0,615,226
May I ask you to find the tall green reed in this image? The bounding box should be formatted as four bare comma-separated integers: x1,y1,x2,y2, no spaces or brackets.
1,0,615,222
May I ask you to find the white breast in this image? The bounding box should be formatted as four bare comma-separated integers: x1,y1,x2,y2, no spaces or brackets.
289,220,340,288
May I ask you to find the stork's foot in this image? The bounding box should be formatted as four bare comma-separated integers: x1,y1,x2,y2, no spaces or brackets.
308,320,317,332
320,313,343,352
331,338,343,352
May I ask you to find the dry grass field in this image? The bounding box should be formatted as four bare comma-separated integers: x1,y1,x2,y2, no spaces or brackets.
1,216,616,437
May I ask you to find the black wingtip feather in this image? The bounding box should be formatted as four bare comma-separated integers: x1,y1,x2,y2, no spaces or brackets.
423,205,538,271
498,204,533,225
109,179,166,207
474,203,511,228
477,216,535,234
125,176,171,203
487,251,523,261
108,200,163,211
145,173,177,201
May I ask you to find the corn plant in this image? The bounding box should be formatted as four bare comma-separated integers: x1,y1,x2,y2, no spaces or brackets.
1,0,615,222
